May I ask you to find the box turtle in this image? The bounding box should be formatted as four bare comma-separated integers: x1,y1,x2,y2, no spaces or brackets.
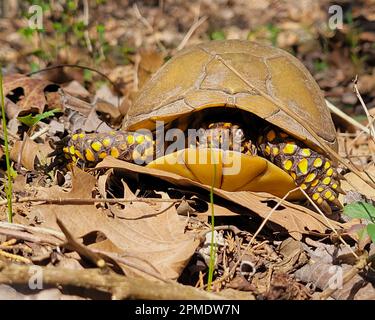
56,40,344,214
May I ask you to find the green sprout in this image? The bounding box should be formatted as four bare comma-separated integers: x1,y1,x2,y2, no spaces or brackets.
0,67,13,223
207,161,217,291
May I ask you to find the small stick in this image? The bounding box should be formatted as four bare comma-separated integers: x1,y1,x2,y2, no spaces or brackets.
177,16,208,51
0,260,225,300
133,3,167,53
56,218,106,269
82,0,93,53
325,99,369,134
353,76,375,139
30,125,50,141
0,196,193,206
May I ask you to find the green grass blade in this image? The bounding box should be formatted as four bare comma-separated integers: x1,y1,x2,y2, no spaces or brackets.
0,66,13,223
207,158,216,291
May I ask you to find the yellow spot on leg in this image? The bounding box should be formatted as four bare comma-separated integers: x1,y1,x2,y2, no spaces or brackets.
99,152,108,159
324,161,331,170
317,198,323,204
102,138,111,148
127,135,135,144
311,179,319,187
283,143,297,155
297,158,308,175
329,195,335,202
265,145,271,155
305,173,316,183
290,172,297,180
72,134,78,141
301,148,311,157
91,141,102,152
69,146,75,155
324,190,332,199
326,168,333,176
75,150,84,160
312,193,319,200
79,133,85,139
110,147,119,158
136,135,145,144
323,177,331,185
63,147,69,154
272,147,279,156
85,149,95,162
283,159,293,171
313,158,323,168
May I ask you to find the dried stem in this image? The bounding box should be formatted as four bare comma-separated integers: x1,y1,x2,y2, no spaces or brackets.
0,260,224,300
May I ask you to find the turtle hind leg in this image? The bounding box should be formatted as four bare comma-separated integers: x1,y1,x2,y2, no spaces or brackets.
257,126,344,215
53,131,155,167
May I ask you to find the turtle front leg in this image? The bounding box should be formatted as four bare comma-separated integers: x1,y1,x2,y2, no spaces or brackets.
57,131,155,166
257,127,344,214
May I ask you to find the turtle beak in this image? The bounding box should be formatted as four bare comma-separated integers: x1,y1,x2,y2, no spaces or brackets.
147,148,303,200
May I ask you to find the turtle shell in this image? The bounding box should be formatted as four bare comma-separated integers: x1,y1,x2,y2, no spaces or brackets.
124,40,337,153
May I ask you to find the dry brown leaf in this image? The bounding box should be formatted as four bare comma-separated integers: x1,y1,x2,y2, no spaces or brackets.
62,80,90,100
32,167,198,280
3,74,60,115
340,167,375,202
10,137,53,170
95,157,343,240
138,49,165,89
95,100,123,126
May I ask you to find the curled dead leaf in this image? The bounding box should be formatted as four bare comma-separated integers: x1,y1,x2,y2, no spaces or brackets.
10,137,53,170
3,74,61,116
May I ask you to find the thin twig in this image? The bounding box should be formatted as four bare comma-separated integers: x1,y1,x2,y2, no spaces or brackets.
27,64,122,96
353,76,375,139
325,99,369,134
133,3,167,53
30,125,50,141
0,260,225,300
0,196,193,206
82,0,93,53
177,16,207,51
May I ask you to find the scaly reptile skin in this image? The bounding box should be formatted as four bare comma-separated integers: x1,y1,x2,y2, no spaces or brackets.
57,122,343,214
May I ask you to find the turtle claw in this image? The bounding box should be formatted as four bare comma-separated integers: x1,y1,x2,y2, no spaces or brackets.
329,196,343,210
335,185,346,195
319,199,332,215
